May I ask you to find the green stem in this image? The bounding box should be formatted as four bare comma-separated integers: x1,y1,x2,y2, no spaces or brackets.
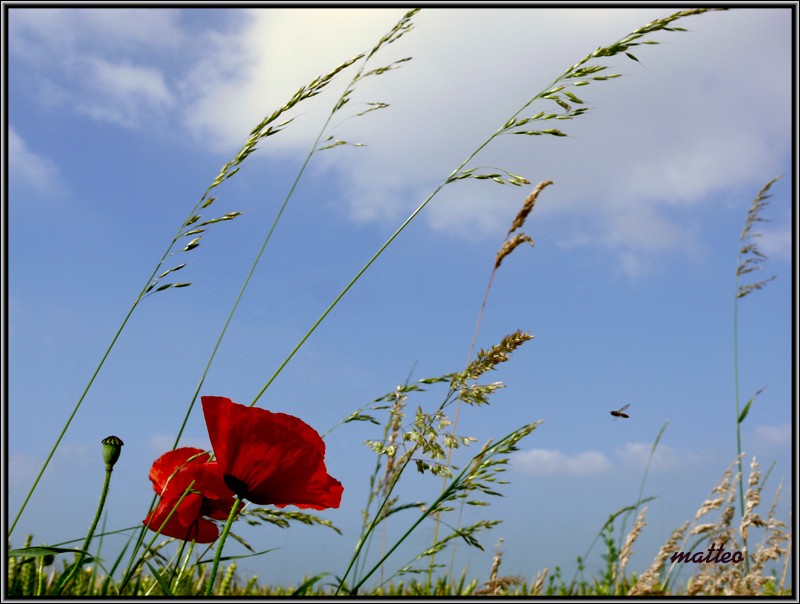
437,264,498,579
344,429,522,595
250,181,444,407
9,300,133,537
122,14,405,578
249,131,504,408
55,465,114,594
118,481,197,595
733,293,745,513
246,12,589,408
204,497,242,596
732,277,751,575
337,448,418,594
10,209,208,538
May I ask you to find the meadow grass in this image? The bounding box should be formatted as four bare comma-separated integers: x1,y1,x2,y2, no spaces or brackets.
7,7,791,598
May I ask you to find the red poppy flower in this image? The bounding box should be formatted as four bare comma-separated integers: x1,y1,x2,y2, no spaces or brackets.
144,448,236,543
201,396,343,510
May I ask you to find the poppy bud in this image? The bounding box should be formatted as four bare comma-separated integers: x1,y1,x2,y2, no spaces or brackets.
101,435,124,471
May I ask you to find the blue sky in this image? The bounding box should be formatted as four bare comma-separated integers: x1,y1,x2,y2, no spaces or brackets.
7,6,793,590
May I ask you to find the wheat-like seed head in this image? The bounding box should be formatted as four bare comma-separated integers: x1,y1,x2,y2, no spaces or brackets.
530,568,548,596
694,497,724,520
507,180,554,236
488,538,504,584
630,521,689,595
737,177,780,298
741,457,766,542
495,233,534,269
680,456,791,595
617,507,647,585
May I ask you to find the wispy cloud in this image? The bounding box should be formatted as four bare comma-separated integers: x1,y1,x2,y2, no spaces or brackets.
616,442,701,472
75,56,175,126
759,223,792,262
514,441,705,477
753,423,791,448
8,127,61,196
10,8,181,127
513,448,612,476
175,8,789,275
9,443,94,490
9,8,790,271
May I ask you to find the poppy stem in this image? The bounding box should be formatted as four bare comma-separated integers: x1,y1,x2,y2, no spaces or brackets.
204,497,242,596
54,457,116,594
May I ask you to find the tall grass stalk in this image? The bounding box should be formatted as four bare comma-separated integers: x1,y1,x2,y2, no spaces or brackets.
338,419,541,594
422,6,721,577
618,422,668,546
116,10,418,582
438,180,553,578
8,46,365,542
732,176,780,571
335,330,532,593
247,7,722,411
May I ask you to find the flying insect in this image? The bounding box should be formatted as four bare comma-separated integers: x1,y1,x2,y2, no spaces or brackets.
610,404,631,418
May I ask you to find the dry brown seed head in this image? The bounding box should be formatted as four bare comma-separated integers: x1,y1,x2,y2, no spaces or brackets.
507,180,554,235
495,233,534,269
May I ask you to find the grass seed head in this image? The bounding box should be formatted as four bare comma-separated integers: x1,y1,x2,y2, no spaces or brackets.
495,233,534,269
507,180,554,236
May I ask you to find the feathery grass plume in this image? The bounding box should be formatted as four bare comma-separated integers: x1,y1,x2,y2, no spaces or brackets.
343,419,541,595
461,329,534,381
616,507,646,590
568,497,654,594
731,175,781,572
339,332,536,594
487,538,503,586
437,183,550,574
740,457,767,546
744,482,789,593
530,568,549,596
737,176,781,299
655,454,790,596
474,539,524,595
629,521,689,596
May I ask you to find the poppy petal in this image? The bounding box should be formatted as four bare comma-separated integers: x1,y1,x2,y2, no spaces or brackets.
145,491,220,544
144,447,236,543
202,396,343,509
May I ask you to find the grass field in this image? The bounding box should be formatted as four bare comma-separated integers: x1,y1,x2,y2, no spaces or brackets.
7,7,791,598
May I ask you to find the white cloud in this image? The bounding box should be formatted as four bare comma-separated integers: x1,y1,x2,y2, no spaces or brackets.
8,452,41,489
180,9,402,154
616,442,701,472
76,56,175,126
9,8,791,270
753,423,791,448
9,8,182,127
8,444,94,489
9,8,184,60
513,441,702,477
513,448,612,476
8,127,61,195
759,224,792,262
176,8,789,274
